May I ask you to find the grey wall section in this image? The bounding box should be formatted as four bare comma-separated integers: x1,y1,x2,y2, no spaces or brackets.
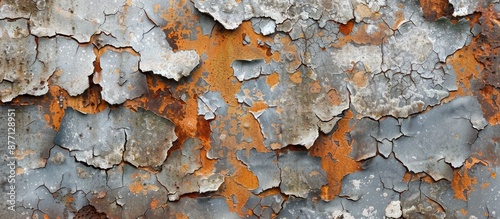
0,0,499,218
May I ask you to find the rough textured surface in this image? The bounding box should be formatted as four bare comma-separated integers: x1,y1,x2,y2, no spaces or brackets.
393,96,487,181
157,137,225,201
97,50,147,105
49,37,96,96
54,107,177,169
1,0,499,218
0,19,53,102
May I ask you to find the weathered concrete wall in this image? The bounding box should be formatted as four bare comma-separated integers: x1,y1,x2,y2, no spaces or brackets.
0,0,499,218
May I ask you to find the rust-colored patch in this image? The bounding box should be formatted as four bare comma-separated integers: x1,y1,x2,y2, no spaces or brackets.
16,167,24,175
175,212,189,219
351,22,391,45
460,208,468,215
420,175,436,184
266,72,280,90
66,195,74,206
402,172,414,182
451,157,486,200
355,4,373,21
193,117,217,176
220,178,253,215
310,110,361,200
128,180,159,195
478,85,500,125
351,71,368,87
325,89,342,105
419,0,452,21
445,43,484,102
289,71,302,84
481,182,490,189
392,11,406,30
339,20,355,35
37,83,107,131
128,173,159,195
14,149,35,160
309,81,322,93
150,197,160,210
232,158,259,191
1,0,498,217
249,101,268,113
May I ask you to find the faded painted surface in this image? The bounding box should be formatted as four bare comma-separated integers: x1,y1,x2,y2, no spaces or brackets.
0,0,499,218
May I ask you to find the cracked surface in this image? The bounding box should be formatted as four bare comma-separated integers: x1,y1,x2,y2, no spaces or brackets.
1,0,499,218
54,107,177,169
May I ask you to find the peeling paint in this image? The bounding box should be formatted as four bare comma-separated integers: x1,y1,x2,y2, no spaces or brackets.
1,0,499,218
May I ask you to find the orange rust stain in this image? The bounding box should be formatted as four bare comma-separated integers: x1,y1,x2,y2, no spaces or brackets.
128,172,160,195
289,71,302,84
334,22,391,47
44,214,49,219
309,170,321,177
461,208,468,215
128,180,159,195
355,4,374,20
270,143,281,150
5,0,499,217
97,191,106,198
452,157,486,200
153,4,161,13
36,82,107,131
248,101,268,113
402,172,414,182
325,89,342,105
309,81,322,93
175,212,189,219
481,182,490,189
266,72,280,90
332,34,352,48
14,149,35,160
445,44,484,102
419,0,451,21
351,22,391,45
257,187,283,198
130,172,151,180
478,85,500,125
146,18,280,216
392,11,406,30
351,71,368,87
492,172,496,179
232,158,259,191
421,175,436,184
150,197,160,210
339,20,355,35
168,19,277,107
63,196,75,207
310,110,361,200
16,167,24,175
220,178,254,215
193,117,217,176
128,180,145,195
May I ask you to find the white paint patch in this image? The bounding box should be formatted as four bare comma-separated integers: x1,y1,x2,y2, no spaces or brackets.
331,210,355,219
352,179,362,190
385,200,402,218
